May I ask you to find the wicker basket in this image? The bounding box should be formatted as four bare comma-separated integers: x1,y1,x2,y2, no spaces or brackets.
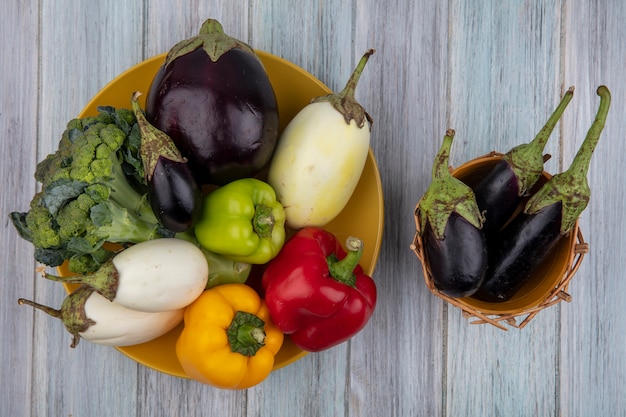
410,152,589,330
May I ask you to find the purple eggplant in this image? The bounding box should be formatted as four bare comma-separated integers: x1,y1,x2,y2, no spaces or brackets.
131,92,202,233
472,87,574,236
145,19,279,186
474,86,611,302
474,202,563,302
417,129,487,298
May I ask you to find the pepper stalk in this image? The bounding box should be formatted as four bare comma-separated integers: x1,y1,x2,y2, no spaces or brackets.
327,237,364,288
227,311,266,357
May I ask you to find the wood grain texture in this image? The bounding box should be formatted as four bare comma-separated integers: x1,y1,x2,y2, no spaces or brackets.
445,2,564,416
351,1,450,415
140,5,251,416
560,1,626,416
144,0,250,58
30,2,145,417
2,0,626,416
248,3,356,416
1,1,38,416
250,0,354,93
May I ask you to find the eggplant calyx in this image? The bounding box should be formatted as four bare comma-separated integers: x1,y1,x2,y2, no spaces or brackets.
131,91,186,181
525,86,611,235
18,286,95,348
504,86,575,196
164,18,255,66
418,129,485,240
312,49,375,130
39,259,120,302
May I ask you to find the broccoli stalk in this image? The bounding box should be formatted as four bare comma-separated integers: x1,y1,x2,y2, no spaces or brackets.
90,158,167,244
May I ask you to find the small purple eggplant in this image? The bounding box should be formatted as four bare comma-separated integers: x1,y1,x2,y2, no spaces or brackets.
474,86,611,302
417,129,487,298
131,92,202,233
473,87,574,236
145,19,279,186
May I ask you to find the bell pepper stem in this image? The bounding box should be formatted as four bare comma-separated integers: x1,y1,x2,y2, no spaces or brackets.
253,204,275,238
227,311,266,357
327,237,363,288
236,325,266,345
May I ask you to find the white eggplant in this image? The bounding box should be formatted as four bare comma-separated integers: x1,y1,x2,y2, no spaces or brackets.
268,49,375,229
18,286,183,347
42,238,208,312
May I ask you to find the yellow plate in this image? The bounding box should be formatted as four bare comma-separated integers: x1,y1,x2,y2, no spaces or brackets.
60,51,384,377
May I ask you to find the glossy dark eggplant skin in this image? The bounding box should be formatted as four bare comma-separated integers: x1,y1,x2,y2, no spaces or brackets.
472,159,520,236
148,156,203,233
146,47,279,186
422,212,488,298
473,201,563,302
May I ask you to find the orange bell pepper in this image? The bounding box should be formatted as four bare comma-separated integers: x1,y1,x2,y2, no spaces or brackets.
175,283,284,389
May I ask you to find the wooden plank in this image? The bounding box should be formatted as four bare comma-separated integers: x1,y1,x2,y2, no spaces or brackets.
30,2,145,416
349,0,450,415
247,1,354,416
445,1,563,415
560,0,626,415
140,3,250,415
144,1,249,58
1,0,39,415
249,0,354,92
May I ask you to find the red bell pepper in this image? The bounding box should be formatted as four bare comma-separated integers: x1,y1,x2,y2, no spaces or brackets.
261,227,377,352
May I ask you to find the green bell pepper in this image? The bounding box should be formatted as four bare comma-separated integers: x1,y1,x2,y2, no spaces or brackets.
195,178,286,264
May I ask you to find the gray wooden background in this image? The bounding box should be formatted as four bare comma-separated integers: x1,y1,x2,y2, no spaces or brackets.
2,1,625,416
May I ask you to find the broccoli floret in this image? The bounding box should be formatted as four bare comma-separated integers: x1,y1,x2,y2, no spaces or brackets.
10,106,173,274
24,193,62,248
56,193,96,240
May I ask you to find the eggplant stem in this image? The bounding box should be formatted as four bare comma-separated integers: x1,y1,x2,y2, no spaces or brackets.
504,86,574,195
337,49,376,100
18,298,62,319
564,86,611,179
433,129,455,179
165,18,255,65
312,49,375,129
131,91,186,180
525,86,611,234
527,86,575,151
41,260,119,302
199,19,224,36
